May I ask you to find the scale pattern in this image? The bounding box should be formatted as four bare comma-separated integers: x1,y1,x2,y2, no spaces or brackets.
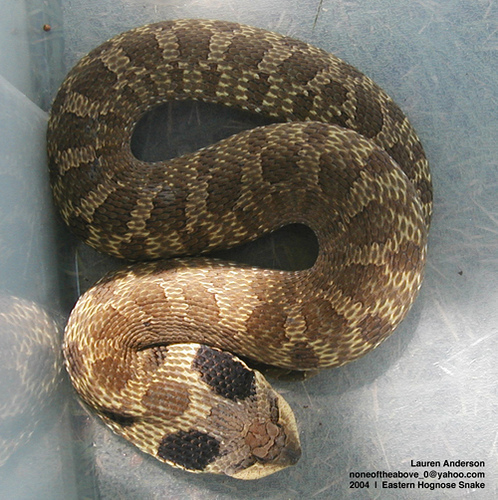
47,19,431,479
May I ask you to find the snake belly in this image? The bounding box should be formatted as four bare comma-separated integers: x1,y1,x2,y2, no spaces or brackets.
47,19,431,479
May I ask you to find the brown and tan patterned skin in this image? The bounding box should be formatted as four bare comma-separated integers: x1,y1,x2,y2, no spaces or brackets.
0,296,61,467
47,19,432,479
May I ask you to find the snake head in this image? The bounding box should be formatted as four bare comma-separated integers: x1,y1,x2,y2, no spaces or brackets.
155,344,301,479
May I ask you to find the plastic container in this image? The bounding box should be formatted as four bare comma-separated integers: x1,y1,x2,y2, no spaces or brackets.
0,1,496,499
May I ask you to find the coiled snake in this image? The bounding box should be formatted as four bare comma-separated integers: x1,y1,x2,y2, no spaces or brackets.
47,19,431,479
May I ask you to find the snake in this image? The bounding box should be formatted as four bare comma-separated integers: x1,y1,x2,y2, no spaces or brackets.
46,19,432,479
0,295,61,467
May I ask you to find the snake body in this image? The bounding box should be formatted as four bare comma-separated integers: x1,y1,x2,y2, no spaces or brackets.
0,296,61,467
47,19,431,479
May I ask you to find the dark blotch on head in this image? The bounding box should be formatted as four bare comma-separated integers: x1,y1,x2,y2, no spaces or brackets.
192,345,256,401
157,429,220,471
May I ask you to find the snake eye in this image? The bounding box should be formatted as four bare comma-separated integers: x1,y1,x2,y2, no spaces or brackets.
269,394,280,424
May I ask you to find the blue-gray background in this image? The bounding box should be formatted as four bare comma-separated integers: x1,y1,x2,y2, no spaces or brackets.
0,0,496,498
